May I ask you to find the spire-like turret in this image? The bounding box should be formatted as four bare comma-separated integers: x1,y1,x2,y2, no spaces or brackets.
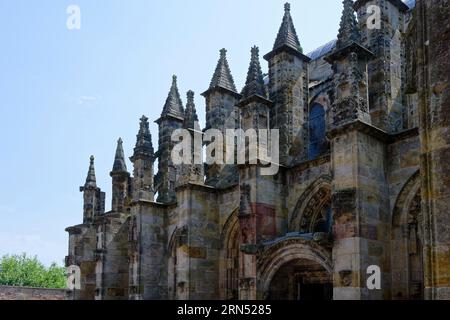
336,0,361,50
80,155,105,223
207,49,237,93
132,116,154,159
202,48,240,188
84,155,97,189
273,3,302,52
325,0,373,128
264,3,309,62
178,90,204,187
131,116,155,202
156,77,185,203
161,75,184,120
184,91,199,130
241,46,266,99
112,138,128,173
264,2,310,166
111,138,130,212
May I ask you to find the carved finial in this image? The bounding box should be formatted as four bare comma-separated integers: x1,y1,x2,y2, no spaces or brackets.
284,2,290,12
133,116,154,159
84,155,97,188
220,48,227,58
336,0,361,49
187,90,195,101
184,90,199,130
241,46,266,99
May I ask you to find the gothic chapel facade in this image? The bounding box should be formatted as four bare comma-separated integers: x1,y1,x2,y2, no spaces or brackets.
66,0,450,300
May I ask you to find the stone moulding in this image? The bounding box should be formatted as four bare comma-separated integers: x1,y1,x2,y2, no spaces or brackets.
257,237,332,294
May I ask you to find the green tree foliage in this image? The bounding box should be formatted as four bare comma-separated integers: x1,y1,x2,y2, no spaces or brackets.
0,253,66,289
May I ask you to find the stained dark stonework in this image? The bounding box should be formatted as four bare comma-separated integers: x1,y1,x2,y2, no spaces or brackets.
66,1,450,301
155,76,185,203
202,49,241,188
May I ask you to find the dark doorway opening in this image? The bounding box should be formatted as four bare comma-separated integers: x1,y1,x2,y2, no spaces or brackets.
267,258,332,300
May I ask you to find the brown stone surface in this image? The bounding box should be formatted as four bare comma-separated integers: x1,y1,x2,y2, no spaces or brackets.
0,286,66,301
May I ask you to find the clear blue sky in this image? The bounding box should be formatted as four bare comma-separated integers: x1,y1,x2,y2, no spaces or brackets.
0,0,343,266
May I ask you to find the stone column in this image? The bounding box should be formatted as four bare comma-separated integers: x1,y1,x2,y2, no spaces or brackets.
416,0,450,300
330,125,390,300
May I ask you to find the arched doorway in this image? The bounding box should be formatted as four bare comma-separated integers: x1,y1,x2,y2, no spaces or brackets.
392,172,424,300
259,239,332,300
268,258,332,300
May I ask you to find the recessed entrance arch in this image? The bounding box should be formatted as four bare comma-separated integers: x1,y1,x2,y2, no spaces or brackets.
289,176,332,233
391,171,424,300
258,238,332,300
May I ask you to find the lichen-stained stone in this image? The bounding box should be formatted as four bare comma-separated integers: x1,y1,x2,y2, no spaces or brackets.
65,1,450,301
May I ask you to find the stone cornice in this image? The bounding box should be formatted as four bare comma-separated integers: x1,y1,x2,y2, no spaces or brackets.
237,94,274,108
327,120,390,142
130,199,177,209
201,86,242,100
327,120,419,144
289,154,331,171
174,182,217,193
264,44,311,62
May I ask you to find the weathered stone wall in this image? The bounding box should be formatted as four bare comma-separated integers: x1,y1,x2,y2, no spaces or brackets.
133,202,169,300
66,1,450,301
355,0,407,132
287,156,331,231
416,0,450,300
331,128,390,300
267,51,309,165
0,286,66,300
387,132,420,211
181,187,220,299
97,214,130,300
66,224,96,300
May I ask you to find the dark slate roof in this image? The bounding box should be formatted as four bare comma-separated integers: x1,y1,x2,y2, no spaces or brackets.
307,39,337,61
355,0,410,11
208,49,237,93
404,0,415,9
307,1,414,62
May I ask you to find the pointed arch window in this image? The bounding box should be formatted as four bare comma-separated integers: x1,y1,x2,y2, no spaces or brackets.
308,104,327,159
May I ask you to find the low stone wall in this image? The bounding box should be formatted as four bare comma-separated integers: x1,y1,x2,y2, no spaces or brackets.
0,285,66,300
